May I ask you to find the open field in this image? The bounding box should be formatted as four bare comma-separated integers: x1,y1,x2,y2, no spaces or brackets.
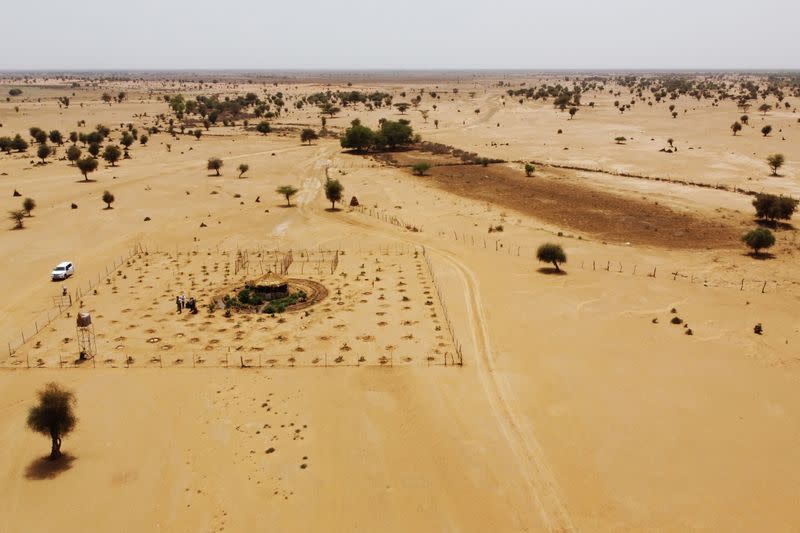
2,72,800,532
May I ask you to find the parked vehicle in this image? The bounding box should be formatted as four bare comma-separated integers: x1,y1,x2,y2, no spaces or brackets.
51,261,75,281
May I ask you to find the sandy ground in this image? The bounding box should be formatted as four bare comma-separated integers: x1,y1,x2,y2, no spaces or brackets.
1,74,800,532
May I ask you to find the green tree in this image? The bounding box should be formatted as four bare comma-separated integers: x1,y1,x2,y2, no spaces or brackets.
237,163,249,178
8,88,22,96
614,136,626,144
76,156,99,181
324,179,344,210
194,129,202,140
524,163,535,177
758,103,771,115
256,121,271,135
207,157,223,176
320,103,341,117
761,125,772,137
139,134,149,146
740,115,749,125
300,128,319,145
536,243,567,271
394,103,410,114
411,162,431,176
66,144,81,164
752,193,798,222
568,107,578,119
276,185,299,206
11,134,28,152
26,383,77,460
376,119,414,149
340,120,375,151
102,145,122,166
37,144,52,163
120,132,134,151
8,209,25,229
102,190,115,209
0,136,12,153
742,228,775,255
767,154,785,176
23,197,36,216
731,121,742,135
48,130,64,145
69,131,79,144
32,129,47,144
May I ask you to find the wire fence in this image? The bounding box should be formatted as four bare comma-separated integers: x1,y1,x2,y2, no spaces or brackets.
7,243,144,358
7,349,456,370
352,207,791,295
421,246,463,366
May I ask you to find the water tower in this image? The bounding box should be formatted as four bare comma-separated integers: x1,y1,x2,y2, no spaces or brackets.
76,311,97,361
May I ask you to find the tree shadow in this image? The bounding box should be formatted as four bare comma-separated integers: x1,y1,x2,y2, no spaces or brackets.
76,179,97,184
537,267,567,275
277,204,296,209
755,219,794,231
325,207,342,212
744,252,775,260
25,453,76,480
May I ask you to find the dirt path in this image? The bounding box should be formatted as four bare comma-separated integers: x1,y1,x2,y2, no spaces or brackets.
302,149,575,530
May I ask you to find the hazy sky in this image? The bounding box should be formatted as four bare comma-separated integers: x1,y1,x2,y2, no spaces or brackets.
3,0,799,70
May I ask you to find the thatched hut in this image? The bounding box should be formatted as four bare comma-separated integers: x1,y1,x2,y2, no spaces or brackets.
248,272,289,300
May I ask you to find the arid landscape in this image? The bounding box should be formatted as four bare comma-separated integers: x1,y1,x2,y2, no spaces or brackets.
1,69,800,532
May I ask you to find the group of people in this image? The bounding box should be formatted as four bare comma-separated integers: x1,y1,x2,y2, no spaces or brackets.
175,293,198,314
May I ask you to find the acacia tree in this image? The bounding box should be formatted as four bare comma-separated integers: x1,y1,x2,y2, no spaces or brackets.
276,185,298,206
340,120,374,151
742,228,775,256
102,190,115,209
76,156,99,181
207,157,223,176
767,154,785,176
37,144,52,163
256,121,271,135
536,243,567,272
731,121,742,135
761,125,772,137
758,103,772,115
11,134,28,152
102,145,121,166
120,132,134,152
9,209,25,229
237,163,249,178
300,128,318,145
48,130,64,145
752,193,798,222
324,179,343,210
26,383,77,460
66,144,82,164
740,115,749,125
88,142,101,158
23,197,36,216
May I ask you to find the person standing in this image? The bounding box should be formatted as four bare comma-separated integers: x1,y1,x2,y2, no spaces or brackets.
176,295,182,314
179,293,186,311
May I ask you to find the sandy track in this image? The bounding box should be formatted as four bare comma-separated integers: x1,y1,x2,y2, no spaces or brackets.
303,147,574,530
430,247,576,533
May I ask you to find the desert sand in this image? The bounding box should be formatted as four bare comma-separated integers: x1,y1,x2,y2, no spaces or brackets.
1,72,799,532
